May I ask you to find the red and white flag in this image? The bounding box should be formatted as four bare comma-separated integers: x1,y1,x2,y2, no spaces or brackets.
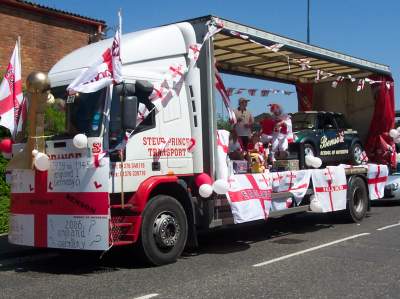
216,130,230,180
67,11,122,94
226,173,272,223
136,103,151,126
312,166,347,212
273,170,311,204
214,67,236,124
367,164,388,200
0,41,23,138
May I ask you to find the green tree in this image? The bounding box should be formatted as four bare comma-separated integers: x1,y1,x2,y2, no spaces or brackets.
0,126,10,233
217,114,233,131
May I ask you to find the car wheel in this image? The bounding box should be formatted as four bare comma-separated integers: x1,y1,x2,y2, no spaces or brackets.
139,195,188,266
350,143,363,165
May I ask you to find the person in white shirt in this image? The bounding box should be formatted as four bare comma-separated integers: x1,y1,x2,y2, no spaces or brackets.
234,97,254,147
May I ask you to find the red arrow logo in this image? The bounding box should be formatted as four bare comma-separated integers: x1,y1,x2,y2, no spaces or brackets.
94,181,102,189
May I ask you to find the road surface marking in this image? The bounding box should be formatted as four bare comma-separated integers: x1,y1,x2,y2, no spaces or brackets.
253,233,370,267
133,294,159,299
376,223,400,231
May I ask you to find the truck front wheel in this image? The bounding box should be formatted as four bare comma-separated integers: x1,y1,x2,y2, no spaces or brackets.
139,195,188,265
346,176,369,222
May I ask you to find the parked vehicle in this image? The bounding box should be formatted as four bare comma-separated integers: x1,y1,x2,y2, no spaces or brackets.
291,111,363,165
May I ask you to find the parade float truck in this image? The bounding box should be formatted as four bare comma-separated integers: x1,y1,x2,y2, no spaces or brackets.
5,16,394,265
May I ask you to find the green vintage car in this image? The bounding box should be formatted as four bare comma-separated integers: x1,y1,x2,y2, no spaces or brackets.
290,111,364,165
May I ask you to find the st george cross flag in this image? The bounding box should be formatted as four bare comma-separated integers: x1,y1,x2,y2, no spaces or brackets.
226,173,272,223
367,164,388,200
273,170,311,204
216,130,230,180
311,166,347,212
67,12,122,94
0,41,23,138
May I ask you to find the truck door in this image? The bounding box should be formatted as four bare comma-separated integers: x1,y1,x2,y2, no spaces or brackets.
318,113,338,162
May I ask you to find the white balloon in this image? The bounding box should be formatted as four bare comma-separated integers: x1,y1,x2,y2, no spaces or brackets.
397,127,400,133
310,195,323,212
32,149,39,157
212,179,229,194
305,155,313,167
389,129,399,138
394,137,400,144
313,157,322,168
73,134,88,149
199,183,213,198
306,155,322,169
34,152,50,171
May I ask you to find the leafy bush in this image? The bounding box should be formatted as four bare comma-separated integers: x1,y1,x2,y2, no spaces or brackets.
0,148,10,234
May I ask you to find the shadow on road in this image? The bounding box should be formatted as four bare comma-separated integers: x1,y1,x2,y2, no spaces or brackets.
0,211,359,274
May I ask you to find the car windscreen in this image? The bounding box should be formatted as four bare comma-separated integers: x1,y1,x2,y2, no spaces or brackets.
291,113,317,130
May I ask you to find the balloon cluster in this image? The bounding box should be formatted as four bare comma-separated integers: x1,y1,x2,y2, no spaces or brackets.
389,128,400,144
195,173,230,198
305,154,322,169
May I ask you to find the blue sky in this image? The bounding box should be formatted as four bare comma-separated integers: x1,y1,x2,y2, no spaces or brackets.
37,0,399,117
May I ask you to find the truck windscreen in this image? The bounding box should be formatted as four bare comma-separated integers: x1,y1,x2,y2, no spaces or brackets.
50,86,106,137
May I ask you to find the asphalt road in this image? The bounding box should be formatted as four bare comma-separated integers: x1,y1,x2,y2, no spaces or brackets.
1,201,400,299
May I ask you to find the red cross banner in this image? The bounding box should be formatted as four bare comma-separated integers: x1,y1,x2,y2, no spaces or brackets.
216,130,230,180
311,166,347,212
367,164,388,200
226,173,272,223
0,41,23,138
272,170,311,204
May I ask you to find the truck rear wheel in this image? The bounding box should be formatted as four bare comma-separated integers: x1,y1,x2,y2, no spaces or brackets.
346,176,369,222
139,195,188,266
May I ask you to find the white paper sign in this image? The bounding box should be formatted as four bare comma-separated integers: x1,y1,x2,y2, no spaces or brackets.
47,157,109,193
10,169,35,193
8,214,34,246
47,215,109,250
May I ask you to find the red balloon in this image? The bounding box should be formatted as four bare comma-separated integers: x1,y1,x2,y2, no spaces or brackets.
0,138,13,154
194,173,212,187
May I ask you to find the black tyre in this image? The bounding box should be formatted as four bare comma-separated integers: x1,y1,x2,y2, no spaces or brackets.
139,195,188,266
346,176,369,222
350,143,363,165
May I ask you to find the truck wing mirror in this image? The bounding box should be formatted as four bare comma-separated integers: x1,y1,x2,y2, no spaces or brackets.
114,83,135,96
122,96,138,131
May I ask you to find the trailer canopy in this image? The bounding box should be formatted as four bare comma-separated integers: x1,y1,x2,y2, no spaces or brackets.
209,17,391,83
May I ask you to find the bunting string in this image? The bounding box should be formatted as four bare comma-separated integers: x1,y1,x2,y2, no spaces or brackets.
227,29,392,92
226,87,295,97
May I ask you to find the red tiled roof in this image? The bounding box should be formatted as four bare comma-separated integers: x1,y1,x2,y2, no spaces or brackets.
2,0,106,27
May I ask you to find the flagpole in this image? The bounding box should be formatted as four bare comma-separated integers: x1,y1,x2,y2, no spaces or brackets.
17,36,21,64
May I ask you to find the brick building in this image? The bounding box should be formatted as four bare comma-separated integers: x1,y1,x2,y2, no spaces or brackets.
0,0,106,83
